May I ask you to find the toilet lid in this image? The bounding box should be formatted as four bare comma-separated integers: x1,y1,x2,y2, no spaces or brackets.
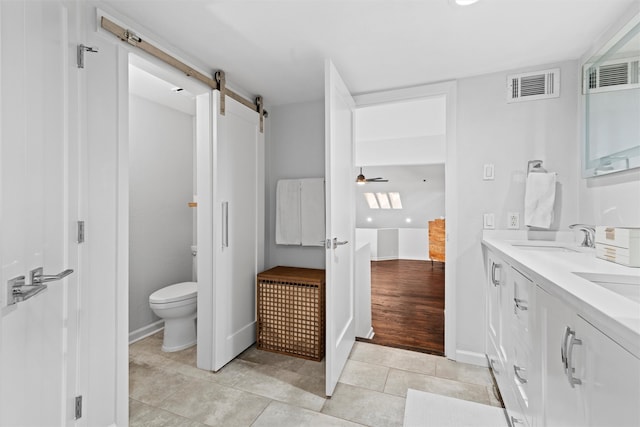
149,282,197,304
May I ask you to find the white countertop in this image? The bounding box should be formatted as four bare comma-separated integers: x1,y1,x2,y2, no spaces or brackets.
482,230,640,358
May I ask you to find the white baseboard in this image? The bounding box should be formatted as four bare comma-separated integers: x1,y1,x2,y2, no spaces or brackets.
371,256,398,261
454,349,488,367
356,327,375,340
129,320,164,344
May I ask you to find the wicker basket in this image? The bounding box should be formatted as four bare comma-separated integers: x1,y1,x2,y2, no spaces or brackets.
256,266,325,361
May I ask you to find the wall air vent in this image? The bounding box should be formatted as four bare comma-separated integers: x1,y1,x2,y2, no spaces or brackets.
507,68,560,103
582,57,640,94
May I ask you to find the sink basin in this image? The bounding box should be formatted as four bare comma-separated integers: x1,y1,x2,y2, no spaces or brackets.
509,241,580,253
573,272,640,304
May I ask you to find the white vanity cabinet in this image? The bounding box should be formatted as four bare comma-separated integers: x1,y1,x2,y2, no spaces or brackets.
537,286,640,427
486,250,510,366
485,249,537,427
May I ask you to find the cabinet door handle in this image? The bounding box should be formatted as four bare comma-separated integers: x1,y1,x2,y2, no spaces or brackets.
491,262,501,286
222,202,229,248
489,358,500,375
560,326,571,372
514,365,527,384
514,297,528,312
567,329,583,388
511,415,525,425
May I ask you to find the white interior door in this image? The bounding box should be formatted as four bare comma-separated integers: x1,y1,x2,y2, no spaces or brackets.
0,1,80,425
325,59,356,396
200,93,265,371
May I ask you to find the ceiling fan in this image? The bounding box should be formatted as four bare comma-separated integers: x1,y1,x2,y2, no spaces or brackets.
355,167,389,184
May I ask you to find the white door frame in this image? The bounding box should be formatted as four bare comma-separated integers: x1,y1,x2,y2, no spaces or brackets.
353,81,458,360
92,8,219,423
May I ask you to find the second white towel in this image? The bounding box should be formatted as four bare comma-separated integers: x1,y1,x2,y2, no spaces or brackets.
275,178,325,246
524,172,556,229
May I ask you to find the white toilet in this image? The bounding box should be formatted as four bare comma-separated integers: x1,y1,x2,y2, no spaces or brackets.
149,282,197,352
149,246,198,352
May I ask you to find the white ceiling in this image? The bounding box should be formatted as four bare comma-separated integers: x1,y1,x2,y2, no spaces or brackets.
102,0,637,107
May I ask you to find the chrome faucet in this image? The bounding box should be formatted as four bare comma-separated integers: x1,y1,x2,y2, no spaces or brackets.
569,224,596,248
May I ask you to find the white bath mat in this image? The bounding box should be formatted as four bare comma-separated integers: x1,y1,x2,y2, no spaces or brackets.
403,389,508,427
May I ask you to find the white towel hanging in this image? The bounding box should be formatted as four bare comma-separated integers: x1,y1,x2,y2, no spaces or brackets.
275,178,326,246
300,178,325,246
524,172,556,229
275,180,301,245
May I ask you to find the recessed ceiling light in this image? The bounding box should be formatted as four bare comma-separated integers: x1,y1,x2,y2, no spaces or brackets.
455,0,479,5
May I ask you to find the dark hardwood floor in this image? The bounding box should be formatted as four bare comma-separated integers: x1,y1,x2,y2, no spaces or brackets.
359,259,445,356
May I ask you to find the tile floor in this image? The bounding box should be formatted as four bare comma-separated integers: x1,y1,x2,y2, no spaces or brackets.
130,332,503,426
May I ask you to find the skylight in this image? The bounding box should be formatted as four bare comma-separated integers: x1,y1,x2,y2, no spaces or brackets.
376,193,391,209
364,193,379,209
364,192,404,209
388,192,402,209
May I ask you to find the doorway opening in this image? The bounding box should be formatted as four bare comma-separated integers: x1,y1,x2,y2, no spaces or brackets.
354,164,446,355
127,54,201,351
352,88,454,357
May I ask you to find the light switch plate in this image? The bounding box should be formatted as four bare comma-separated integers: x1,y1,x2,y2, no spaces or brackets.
483,213,495,229
483,164,495,180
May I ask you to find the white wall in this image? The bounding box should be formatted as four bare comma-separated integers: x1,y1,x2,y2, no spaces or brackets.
356,96,446,165
265,101,326,269
355,228,429,261
399,228,429,260
578,168,640,226
455,60,581,358
129,95,194,334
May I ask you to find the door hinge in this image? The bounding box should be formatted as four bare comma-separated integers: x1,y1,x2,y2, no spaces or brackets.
74,395,82,420
77,44,98,69
77,221,85,243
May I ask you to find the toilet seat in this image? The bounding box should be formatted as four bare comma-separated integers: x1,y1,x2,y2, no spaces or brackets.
149,282,197,305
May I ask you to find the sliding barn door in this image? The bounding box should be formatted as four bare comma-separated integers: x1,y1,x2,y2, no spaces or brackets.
324,60,356,396
200,93,264,371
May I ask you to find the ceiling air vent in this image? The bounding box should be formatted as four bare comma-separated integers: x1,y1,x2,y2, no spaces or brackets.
507,68,560,103
583,57,640,94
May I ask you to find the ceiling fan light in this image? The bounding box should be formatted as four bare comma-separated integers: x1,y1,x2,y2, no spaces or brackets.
356,173,366,185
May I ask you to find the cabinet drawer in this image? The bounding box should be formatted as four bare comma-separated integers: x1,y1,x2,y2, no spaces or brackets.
512,267,533,340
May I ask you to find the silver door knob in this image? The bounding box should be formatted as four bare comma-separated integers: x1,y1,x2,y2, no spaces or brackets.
30,267,74,284
332,237,349,249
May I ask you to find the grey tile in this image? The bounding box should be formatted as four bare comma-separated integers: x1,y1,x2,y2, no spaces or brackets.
129,398,206,427
129,347,173,370
226,359,327,411
349,342,438,376
158,379,270,426
129,360,193,406
321,383,406,427
435,358,494,386
296,358,326,379
253,401,361,427
238,346,307,371
130,332,165,355
487,384,504,408
384,368,492,405
162,343,197,366
338,359,389,392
